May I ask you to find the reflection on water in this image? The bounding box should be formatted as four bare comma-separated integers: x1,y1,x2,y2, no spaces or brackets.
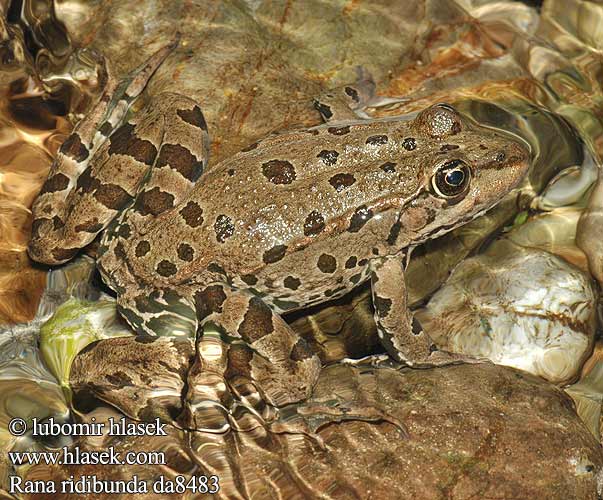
0,70,69,324
0,0,603,496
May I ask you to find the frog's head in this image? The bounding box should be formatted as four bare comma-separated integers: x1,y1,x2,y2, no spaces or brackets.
399,103,530,244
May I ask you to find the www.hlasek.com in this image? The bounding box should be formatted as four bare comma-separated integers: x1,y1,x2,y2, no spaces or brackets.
7,416,220,495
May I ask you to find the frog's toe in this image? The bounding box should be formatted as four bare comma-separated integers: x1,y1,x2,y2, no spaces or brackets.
412,347,491,368
351,66,408,111
271,397,409,440
117,288,198,338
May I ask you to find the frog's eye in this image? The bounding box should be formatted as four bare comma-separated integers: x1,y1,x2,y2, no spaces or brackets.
431,160,471,198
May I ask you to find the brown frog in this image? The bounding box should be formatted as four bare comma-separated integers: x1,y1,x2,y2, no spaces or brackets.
28,43,530,406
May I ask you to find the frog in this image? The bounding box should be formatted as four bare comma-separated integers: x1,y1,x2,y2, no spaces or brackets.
28,42,530,408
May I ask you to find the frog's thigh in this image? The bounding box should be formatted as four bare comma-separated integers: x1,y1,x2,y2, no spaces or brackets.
371,256,471,367
119,92,210,223
193,284,321,407
100,93,210,255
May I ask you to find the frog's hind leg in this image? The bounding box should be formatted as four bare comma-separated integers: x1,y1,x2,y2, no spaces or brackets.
28,40,179,264
96,92,210,291
28,40,196,265
115,285,199,339
313,67,407,122
183,284,321,422
98,90,210,257
371,255,481,367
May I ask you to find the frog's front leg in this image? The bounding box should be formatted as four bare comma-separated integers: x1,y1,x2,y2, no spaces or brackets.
183,283,321,421
371,255,474,367
314,67,406,122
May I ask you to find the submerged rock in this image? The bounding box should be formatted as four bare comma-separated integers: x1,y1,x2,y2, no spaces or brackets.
58,346,603,499
416,241,596,384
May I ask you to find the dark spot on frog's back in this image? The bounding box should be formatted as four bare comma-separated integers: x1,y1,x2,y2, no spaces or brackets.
176,106,208,131
108,123,158,165
345,256,357,269
303,210,325,236
387,220,402,245
366,135,388,145
374,295,393,316
40,173,70,194
94,183,131,210
156,259,177,277
402,138,416,151
317,149,339,166
440,144,459,152
179,201,204,228
207,263,227,276
329,173,356,192
117,223,131,239
177,243,194,261
317,253,337,273
134,187,175,216
263,245,287,264
135,240,151,257
214,214,235,243
75,168,99,193
380,162,396,173
261,160,296,185
99,121,112,137
328,125,350,135
284,276,301,290
156,143,204,182
348,205,374,233
241,274,258,286
59,133,89,162
238,297,274,342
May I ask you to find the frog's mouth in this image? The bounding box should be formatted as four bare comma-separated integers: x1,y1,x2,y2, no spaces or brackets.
409,184,523,247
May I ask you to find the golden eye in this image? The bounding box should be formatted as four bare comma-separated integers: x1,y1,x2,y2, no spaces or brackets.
431,160,471,198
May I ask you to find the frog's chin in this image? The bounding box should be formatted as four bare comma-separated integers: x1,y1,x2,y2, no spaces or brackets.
410,196,507,248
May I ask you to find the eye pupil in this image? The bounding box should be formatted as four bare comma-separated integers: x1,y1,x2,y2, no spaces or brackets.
431,160,471,199
445,169,464,186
